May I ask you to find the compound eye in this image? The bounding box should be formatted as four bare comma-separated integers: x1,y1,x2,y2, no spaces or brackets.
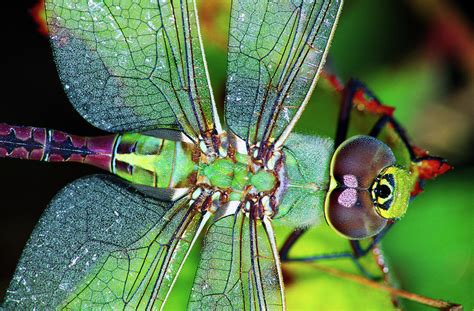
325,135,397,239
325,187,387,240
332,136,396,188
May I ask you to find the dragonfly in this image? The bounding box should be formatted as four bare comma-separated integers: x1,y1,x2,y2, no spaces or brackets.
0,0,450,309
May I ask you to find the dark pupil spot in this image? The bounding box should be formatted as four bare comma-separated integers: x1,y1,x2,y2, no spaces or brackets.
378,184,391,199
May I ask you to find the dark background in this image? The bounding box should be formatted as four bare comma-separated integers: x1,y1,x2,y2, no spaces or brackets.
1,0,473,309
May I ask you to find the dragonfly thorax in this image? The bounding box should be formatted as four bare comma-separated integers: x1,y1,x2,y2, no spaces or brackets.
195,146,282,217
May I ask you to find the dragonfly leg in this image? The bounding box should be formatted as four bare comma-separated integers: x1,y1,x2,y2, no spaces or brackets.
334,78,365,147
369,115,417,160
281,224,394,280
281,246,380,280
279,228,306,261
350,223,394,258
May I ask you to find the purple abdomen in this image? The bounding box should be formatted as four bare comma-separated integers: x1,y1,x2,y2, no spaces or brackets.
0,123,117,172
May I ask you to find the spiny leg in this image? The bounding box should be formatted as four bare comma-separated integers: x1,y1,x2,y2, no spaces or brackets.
335,78,366,147
281,223,394,280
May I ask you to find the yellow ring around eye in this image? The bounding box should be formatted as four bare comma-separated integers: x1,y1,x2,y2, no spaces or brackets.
374,166,413,219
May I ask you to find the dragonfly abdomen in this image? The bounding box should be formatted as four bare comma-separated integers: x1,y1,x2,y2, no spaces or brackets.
0,123,115,171
112,133,199,189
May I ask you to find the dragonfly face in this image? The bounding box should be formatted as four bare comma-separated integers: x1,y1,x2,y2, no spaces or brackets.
325,135,412,239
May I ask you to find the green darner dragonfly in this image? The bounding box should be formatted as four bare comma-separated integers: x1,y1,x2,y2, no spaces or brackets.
0,0,451,309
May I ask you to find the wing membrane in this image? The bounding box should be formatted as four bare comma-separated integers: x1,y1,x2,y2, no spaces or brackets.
189,211,285,310
225,0,342,148
45,0,220,141
2,175,209,309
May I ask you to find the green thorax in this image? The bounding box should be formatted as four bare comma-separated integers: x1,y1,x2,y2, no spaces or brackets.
198,153,277,201
272,133,334,229
112,133,198,188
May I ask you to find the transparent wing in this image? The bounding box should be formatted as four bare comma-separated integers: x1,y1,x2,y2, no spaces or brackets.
45,0,220,141
225,0,342,149
2,175,210,310
189,211,285,310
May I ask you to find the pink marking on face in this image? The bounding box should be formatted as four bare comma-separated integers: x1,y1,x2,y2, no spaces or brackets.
343,174,358,188
338,188,357,208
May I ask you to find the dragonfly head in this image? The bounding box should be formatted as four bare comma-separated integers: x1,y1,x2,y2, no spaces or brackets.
324,135,413,240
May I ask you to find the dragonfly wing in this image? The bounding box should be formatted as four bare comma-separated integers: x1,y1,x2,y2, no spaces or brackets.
225,0,342,148
189,211,285,310
45,0,220,141
3,175,210,309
